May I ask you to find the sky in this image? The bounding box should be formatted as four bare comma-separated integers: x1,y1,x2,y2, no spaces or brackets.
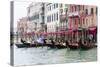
14,1,32,32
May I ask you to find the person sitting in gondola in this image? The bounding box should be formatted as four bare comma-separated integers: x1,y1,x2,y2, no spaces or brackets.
59,40,62,45
21,38,26,44
69,40,73,46
65,40,69,48
32,40,35,44
62,41,66,46
74,40,78,46
68,40,71,46
55,41,59,45
51,39,55,45
43,39,46,45
58,40,61,45
21,38,30,46
60,40,64,45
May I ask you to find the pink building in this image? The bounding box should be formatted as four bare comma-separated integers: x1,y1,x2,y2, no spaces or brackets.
68,5,85,41
67,4,97,42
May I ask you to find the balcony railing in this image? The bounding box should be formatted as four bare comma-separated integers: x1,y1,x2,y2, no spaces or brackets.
68,11,80,17
58,26,67,31
60,14,67,22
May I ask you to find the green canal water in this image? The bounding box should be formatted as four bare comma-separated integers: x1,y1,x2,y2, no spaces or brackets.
14,46,97,66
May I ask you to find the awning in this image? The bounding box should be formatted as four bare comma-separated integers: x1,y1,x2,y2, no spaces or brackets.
25,32,35,36
88,26,97,34
88,26,97,31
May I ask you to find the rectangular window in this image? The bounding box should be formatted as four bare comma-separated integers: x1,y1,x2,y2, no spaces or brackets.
72,6,73,12
75,6,77,11
47,16,49,22
78,18,80,24
56,3,58,8
83,5,84,10
50,15,51,22
50,6,51,11
56,13,58,20
78,5,80,11
48,6,49,11
60,4,63,8
64,8,67,12
48,16,50,22
52,4,53,10
86,9,88,15
83,18,84,24
54,13,55,21
54,4,56,9
52,14,53,21
60,9,63,14
91,8,93,14
74,19,77,25
47,15,51,22
96,7,97,15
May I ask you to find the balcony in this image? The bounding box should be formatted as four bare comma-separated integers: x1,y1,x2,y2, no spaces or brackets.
58,26,67,31
68,11,80,17
60,14,67,22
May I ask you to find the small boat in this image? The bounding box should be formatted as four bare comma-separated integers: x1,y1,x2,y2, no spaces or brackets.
48,44,67,49
67,42,79,50
15,43,67,49
55,44,67,49
15,43,45,48
80,44,97,50
15,41,97,50
68,45,79,50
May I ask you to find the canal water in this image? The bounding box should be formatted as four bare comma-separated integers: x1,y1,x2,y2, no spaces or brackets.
14,46,97,66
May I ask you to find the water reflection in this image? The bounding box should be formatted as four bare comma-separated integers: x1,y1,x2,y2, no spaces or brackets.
14,46,97,66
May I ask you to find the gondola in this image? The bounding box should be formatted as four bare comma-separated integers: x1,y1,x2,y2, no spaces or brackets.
15,43,67,49
47,44,67,49
67,42,97,50
15,42,97,50
80,44,97,50
15,43,46,48
66,43,79,50
68,45,79,50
